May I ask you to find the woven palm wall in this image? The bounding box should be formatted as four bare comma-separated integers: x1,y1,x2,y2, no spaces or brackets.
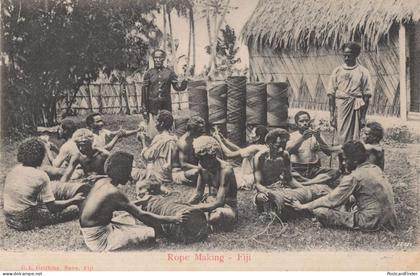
248,33,401,117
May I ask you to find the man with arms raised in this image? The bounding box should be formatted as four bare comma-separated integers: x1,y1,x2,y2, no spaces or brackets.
213,125,269,190
86,112,139,151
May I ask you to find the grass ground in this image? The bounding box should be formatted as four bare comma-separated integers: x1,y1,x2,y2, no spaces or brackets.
0,114,418,252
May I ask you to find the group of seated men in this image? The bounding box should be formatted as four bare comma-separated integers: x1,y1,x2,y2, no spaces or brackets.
2,109,397,251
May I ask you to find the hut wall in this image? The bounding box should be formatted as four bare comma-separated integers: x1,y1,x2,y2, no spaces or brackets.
248,34,401,117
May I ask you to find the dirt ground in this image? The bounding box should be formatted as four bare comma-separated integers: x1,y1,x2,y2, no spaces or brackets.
0,114,418,252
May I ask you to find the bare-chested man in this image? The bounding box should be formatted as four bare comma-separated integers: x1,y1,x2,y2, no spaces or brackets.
360,122,385,170
254,128,304,214
286,111,340,186
86,113,140,151
172,116,206,186
61,128,110,182
188,136,238,232
213,125,269,190
79,151,189,252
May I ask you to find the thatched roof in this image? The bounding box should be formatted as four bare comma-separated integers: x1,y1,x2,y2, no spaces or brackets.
241,0,420,50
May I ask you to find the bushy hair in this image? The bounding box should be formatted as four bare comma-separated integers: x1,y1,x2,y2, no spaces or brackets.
17,138,46,167
152,49,166,58
186,116,206,132
193,135,221,156
253,125,268,144
85,112,101,127
294,111,311,124
156,109,174,130
366,122,384,143
342,140,367,164
61,118,77,139
342,41,362,56
265,128,290,144
104,151,133,184
72,128,94,142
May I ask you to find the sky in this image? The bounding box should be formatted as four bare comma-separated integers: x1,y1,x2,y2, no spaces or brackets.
154,0,259,75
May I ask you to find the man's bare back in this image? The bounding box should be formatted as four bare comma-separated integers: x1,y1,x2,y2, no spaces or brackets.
178,133,197,164
79,178,119,227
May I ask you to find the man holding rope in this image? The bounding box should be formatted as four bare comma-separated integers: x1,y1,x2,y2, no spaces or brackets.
286,111,340,187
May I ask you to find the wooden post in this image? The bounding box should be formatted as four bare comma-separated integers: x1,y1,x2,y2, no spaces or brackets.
87,84,94,112
133,82,140,112
399,23,408,121
98,84,103,113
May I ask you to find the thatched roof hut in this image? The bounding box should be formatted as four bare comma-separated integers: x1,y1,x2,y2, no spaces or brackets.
241,0,420,119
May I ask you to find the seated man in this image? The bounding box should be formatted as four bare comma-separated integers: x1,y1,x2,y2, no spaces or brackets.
3,138,86,231
254,128,304,215
286,111,340,186
172,116,206,186
188,136,238,232
52,118,79,168
86,112,140,151
137,110,178,192
35,119,79,180
79,151,189,252
361,122,385,170
61,128,110,182
213,125,269,190
287,141,397,231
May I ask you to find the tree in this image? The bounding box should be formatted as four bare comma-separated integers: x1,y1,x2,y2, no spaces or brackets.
194,0,236,77
205,24,241,78
1,0,161,133
161,0,194,74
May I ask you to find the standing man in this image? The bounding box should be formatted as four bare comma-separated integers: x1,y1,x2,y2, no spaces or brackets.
328,42,372,145
141,49,188,138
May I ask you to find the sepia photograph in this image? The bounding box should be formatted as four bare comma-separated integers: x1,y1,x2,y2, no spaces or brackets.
0,0,419,272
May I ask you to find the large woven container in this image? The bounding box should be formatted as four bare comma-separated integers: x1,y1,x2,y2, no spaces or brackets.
188,80,208,124
143,195,208,243
208,80,227,135
267,82,289,129
173,110,191,137
226,76,247,146
246,82,267,127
